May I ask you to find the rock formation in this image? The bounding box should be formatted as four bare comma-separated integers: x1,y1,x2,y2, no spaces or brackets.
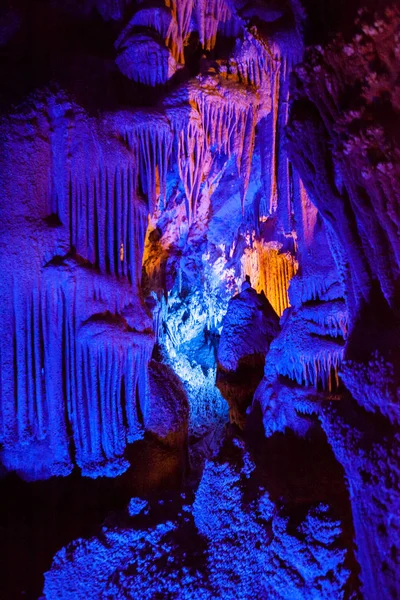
43,436,355,599
0,0,398,598
217,285,280,425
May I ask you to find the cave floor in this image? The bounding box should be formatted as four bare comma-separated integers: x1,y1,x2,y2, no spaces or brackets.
0,424,358,599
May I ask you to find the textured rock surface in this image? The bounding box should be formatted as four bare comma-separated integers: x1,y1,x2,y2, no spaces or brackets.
0,0,399,597
320,398,400,600
254,2,400,597
0,0,305,480
217,286,279,425
43,435,355,599
146,360,189,447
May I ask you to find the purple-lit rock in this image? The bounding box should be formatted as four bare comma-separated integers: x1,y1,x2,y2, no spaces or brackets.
0,0,399,597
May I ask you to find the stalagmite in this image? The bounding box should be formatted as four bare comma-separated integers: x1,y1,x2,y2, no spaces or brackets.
217,286,280,426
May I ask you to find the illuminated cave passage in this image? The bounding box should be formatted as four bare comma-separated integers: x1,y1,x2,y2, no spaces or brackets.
0,0,399,598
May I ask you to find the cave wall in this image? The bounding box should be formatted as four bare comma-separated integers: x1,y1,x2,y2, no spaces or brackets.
255,3,400,598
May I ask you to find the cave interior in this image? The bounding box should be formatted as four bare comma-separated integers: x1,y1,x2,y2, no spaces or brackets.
0,0,399,598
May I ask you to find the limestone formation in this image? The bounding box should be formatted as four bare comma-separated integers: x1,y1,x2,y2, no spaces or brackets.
0,0,398,598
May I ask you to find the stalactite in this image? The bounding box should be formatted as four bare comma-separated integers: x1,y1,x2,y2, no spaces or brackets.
69,164,148,289
0,97,163,480
276,57,293,234
193,84,255,164
275,328,344,392
175,107,208,225
75,318,152,476
232,29,279,142
194,0,231,51
0,278,72,480
301,300,348,339
122,113,173,214
241,241,297,316
233,33,297,229
189,79,258,213
240,107,257,213
234,31,278,93
0,252,154,479
116,0,234,66
165,76,258,223
295,178,319,253
165,0,193,63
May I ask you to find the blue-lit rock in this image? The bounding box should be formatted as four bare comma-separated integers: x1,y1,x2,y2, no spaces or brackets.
0,0,399,597
43,436,352,599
